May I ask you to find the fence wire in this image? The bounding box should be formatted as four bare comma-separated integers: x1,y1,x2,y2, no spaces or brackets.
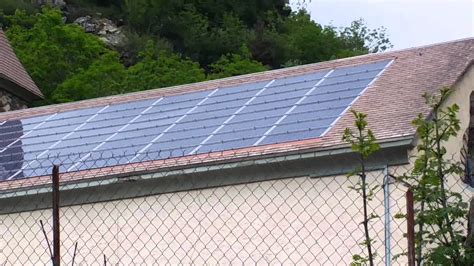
0,152,471,265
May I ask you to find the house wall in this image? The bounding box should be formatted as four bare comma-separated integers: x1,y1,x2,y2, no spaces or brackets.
0,89,27,112
441,65,474,162
0,147,412,265
0,67,473,265
0,170,409,265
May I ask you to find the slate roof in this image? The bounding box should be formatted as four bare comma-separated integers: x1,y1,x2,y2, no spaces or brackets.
0,30,43,100
0,38,473,190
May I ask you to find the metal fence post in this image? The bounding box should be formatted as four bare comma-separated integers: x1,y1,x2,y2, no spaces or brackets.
383,166,391,266
406,188,415,266
52,165,60,266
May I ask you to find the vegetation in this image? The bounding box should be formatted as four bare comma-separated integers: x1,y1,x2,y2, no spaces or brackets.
399,88,473,265
339,88,474,265
345,92,473,265
343,111,380,266
0,1,392,106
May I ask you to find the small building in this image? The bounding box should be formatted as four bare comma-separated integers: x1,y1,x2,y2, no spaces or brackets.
0,30,43,111
0,38,472,265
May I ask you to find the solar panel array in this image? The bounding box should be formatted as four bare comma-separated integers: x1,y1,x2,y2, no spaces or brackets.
0,59,392,180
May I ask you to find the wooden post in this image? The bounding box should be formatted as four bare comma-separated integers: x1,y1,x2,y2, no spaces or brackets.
52,165,60,266
406,188,415,266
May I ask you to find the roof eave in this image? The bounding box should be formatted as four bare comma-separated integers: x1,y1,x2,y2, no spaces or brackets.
0,75,43,102
0,134,414,198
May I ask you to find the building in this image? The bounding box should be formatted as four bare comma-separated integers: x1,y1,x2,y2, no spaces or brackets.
0,30,43,111
0,38,472,265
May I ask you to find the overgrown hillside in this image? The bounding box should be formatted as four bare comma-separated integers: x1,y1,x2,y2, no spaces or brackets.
0,0,392,106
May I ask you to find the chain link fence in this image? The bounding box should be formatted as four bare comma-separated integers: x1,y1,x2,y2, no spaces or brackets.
0,152,471,265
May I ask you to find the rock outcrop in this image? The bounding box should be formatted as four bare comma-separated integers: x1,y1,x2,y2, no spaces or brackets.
73,16,127,47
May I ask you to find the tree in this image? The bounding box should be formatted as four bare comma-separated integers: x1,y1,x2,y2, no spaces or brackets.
4,8,113,104
338,18,392,54
208,45,268,79
53,52,127,102
250,10,393,68
2,3,393,106
0,0,35,17
124,41,206,92
399,88,473,265
343,111,380,266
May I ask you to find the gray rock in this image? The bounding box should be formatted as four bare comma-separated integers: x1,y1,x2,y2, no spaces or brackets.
73,16,127,47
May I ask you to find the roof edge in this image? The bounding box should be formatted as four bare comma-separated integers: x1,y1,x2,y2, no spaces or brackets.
0,74,43,101
0,134,414,197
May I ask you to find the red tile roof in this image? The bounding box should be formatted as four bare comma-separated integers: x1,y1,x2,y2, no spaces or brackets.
0,30,43,100
0,38,473,190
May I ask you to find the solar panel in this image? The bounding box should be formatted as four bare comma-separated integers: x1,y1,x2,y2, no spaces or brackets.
0,59,393,180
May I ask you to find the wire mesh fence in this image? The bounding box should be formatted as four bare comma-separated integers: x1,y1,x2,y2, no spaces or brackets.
0,152,472,265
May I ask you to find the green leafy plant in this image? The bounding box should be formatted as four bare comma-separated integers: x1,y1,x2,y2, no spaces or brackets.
399,88,473,265
343,110,380,266
208,45,268,79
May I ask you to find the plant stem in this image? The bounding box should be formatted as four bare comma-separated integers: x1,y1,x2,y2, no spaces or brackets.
416,133,430,266
359,134,374,266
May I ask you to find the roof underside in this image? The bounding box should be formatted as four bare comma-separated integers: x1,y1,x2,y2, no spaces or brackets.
0,38,473,189
0,30,43,100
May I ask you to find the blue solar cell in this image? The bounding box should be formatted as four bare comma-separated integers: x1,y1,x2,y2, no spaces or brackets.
305,87,363,104
228,109,282,125
74,89,216,169
143,139,199,159
270,71,329,87
255,80,317,101
196,124,273,154
0,108,110,180
212,81,269,96
294,99,353,114
0,59,392,180
0,116,52,147
280,108,345,125
330,59,390,77
274,117,336,134
239,60,391,147
322,71,379,86
198,136,263,154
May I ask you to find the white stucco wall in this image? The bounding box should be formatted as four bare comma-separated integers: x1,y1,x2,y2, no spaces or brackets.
0,171,409,265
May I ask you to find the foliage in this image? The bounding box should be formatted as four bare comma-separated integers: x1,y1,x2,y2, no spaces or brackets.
3,9,208,104
124,41,206,92
250,10,392,68
121,1,390,69
53,38,208,101
53,52,127,102
208,46,268,79
1,2,393,106
399,88,473,265
343,110,380,266
117,29,172,66
278,10,357,65
4,8,110,105
338,19,392,54
66,0,125,21
0,0,35,16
